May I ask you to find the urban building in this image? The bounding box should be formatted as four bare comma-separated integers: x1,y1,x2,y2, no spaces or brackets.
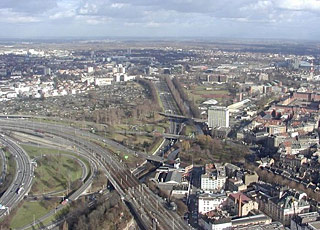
198,193,227,214
257,190,310,226
208,106,229,128
290,212,320,230
226,192,259,217
201,164,226,192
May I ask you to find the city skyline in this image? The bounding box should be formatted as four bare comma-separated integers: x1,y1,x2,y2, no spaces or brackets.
0,0,320,40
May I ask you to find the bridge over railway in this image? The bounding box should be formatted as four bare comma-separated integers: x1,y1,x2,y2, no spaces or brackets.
159,112,206,123
0,119,192,230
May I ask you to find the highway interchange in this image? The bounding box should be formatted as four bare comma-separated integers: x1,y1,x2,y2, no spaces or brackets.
0,79,192,229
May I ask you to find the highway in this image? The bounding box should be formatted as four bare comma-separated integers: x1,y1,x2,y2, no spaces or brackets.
0,148,6,184
0,119,191,230
6,129,99,230
0,126,98,228
0,79,191,229
0,135,33,218
132,79,183,177
155,79,182,152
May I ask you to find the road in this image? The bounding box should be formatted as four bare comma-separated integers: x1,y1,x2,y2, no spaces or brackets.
0,135,33,218
26,150,90,198
0,149,7,184
0,119,192,230
0,127,98,229
0,79,191,229
132,79,183,176
5,129,99,230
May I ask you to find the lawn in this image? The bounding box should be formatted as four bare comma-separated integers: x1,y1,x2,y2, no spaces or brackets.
21,144,90,169
8,144,92,229
10,200,57,229
21,145,85,194
185,84,231,105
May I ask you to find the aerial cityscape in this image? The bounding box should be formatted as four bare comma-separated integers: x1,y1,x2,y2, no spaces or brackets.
1,1,320,230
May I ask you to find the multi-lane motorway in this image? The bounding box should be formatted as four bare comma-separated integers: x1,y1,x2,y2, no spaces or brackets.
0,148,6,184
0,79,192,229
0,135,33,217
0,118,191,230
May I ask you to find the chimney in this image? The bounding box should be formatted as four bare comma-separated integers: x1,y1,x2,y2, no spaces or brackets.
238,195,242,217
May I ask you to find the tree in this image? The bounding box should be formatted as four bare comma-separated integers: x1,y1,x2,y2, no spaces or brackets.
62,220,68,230
181,140,191,151
74,216,89,230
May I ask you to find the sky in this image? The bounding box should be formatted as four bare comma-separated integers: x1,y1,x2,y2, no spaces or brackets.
0,0,320,40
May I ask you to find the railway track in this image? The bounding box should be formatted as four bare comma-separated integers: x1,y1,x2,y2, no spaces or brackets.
0,119,192,230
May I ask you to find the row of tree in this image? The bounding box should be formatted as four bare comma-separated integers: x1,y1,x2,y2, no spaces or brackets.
165,76,188,116
172,77,201,118
136,78,161,111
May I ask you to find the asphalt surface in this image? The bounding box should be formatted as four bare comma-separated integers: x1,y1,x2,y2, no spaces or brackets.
0,126,98,229
0,79,192,229
0,135,33,218
0,149,7,184
0,120,191,230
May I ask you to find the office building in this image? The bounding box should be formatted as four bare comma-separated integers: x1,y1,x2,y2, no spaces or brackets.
208,106,229,128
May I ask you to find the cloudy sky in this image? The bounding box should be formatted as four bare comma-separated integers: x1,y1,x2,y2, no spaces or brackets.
0,0,320,40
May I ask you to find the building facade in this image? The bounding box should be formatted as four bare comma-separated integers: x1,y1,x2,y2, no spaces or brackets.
208,106,230,128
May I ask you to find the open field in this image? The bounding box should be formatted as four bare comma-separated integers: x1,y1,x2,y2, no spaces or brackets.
185,84,231,106
7,145,86,229
21,145,84,194
10,200,57,229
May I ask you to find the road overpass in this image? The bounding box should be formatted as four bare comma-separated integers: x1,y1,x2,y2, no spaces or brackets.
159,112,207,123
0,119,192,230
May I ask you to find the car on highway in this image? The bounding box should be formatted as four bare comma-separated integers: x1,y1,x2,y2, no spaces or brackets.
16,187,24,194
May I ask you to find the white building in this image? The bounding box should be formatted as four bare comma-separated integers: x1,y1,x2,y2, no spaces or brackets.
199,193,227,214
87,66,94,73
208,106,229,128
94,77,113,86
201,164,226,192
201,175,226,192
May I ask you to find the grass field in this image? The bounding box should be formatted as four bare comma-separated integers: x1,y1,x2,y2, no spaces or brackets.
21,144,90,169
10,200,57,229
8,145,86,229
102,122,168,154
185,84,230,105
21,145,84,194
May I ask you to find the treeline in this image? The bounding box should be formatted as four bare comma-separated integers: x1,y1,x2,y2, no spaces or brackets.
178,135,249,164
165,76,188,116
89,102,157,125
165,77,201,118
172,77,201,118
137,78,161,111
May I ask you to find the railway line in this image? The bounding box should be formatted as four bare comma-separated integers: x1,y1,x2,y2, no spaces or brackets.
0,119,191,230
0,79,191,229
